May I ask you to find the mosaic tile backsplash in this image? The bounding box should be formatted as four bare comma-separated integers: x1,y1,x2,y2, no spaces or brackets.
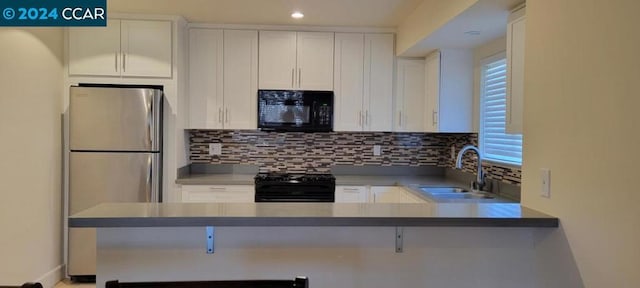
189,130,522,185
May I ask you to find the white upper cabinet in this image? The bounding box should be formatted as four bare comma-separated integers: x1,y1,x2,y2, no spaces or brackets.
334,33,365,131
258,31,297,89
506,7,526,134
424,49,473,132
120,20,173,78
68,19,121,77
364,34,394,132
296,32,335,90
395,58,426,132
258,31,334,90
187,28,258,130
188,28,223,129
69,19,172,78
223,30,258,130
334,33,394,132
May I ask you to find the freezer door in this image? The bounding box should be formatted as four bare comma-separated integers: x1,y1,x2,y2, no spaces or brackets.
69,86,162,151
68,152,160,276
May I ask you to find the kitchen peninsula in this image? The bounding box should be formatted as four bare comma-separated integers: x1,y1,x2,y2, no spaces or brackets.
71,202,557,288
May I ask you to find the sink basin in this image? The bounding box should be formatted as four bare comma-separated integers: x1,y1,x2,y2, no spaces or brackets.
418,186,499,201
420,187,470,194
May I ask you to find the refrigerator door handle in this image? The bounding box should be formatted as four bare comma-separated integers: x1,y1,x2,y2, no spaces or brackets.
150,153,161,202
149,90,163,151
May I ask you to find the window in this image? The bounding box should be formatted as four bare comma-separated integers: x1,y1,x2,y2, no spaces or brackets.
480,55,522,165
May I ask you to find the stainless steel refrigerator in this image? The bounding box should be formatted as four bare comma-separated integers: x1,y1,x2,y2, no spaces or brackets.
68,85,162,280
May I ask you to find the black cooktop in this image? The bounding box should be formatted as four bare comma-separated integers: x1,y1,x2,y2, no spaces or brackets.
255,172,335,183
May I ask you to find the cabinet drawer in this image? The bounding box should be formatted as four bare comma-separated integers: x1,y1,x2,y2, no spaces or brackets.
181,185,254,203
336,186,369,203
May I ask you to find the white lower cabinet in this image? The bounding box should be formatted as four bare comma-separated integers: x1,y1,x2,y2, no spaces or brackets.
336,185,426,203
181,185,254,203
335,186,369,203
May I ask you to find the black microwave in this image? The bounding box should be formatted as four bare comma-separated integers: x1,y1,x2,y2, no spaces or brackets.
258,90,333,132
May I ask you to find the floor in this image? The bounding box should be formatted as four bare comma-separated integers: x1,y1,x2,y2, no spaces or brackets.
54,279,95,288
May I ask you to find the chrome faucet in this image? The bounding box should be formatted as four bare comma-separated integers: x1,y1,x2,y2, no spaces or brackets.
455,145,485,191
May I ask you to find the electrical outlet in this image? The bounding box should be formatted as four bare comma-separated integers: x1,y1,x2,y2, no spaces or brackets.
209,143,222,156
540,168,551,198
373,145,382,156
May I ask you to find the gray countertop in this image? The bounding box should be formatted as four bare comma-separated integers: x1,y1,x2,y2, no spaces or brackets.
176,173,460,186
176,173,256,185
69,202,558,228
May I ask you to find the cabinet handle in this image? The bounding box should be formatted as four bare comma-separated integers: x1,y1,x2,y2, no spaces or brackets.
218,107,223,124
122,53,126,72
343,188,360,192
399,111,402,127
291,68,295,88
209,187,226,191
366,110,370,126
359,111,363,127
298,68,302,87
225,108,229,123
115,53,118,72
432,111,438,125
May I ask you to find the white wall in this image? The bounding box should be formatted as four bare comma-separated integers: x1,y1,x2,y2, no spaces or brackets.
522,0,640,286
97,227,540,288
0,29,65,286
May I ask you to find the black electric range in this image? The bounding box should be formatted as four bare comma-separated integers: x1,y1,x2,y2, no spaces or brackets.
254,173,336,203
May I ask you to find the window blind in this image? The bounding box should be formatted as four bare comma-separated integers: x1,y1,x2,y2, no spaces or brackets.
480,58,522,165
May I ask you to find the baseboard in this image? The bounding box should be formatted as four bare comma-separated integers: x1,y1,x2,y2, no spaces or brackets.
35,264,64,288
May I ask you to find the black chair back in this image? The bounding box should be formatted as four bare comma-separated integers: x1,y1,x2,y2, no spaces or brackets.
0,283,43,288
105,277,308,288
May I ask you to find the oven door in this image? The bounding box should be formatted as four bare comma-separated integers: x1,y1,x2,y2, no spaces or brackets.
255,184,335,202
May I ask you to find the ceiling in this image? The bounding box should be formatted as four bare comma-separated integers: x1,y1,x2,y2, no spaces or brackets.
108,0,523,56
107,0,424,28
401,0,523,56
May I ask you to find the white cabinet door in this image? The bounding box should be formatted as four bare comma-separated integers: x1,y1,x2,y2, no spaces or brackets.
296,32,334,90
68,19,172,78
371,186,426,203
181,185,254,203
370,186,403,203
424,51,441,132
188,28,223,129
334,33,365,132
395,58,426,132
364,34,394,132
121,20,172,78
506,8,526,134
68,19,121,77
424,49,473,133
258,31,297,89
223,30,258,129
336,186,369,203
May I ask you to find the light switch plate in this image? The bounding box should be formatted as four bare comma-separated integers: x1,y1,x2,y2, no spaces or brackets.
373,145,382,156
540,168,551,198
209,143,222,156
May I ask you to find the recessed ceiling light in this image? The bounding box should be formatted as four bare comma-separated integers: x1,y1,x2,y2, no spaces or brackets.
291,11,304,19
464,30,481,36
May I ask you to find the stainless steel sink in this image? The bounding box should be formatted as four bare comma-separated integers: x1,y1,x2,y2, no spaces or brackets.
420,187,470,194
419,186,498,201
